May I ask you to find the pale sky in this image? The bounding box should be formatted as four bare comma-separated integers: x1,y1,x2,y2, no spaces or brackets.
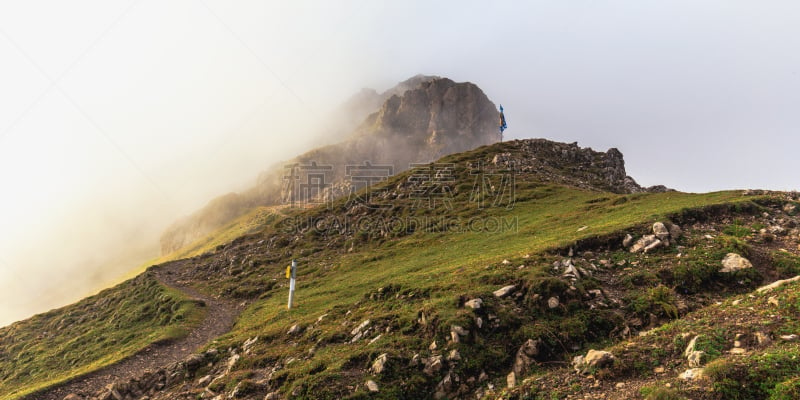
1,0,799,326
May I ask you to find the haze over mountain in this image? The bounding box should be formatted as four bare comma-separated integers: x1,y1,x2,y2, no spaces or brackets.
161,76,500,254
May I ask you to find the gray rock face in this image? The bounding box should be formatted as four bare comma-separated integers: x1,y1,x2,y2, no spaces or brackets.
160,76,500,255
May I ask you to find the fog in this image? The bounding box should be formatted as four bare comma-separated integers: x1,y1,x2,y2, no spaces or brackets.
2,1,799,327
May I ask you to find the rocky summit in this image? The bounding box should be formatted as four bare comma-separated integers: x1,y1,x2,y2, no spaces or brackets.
160,76,500,255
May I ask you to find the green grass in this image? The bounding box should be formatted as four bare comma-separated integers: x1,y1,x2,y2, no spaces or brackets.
202,180,764,397
0,273,204,400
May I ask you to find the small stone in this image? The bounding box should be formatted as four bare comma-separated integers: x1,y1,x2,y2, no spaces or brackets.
464,298,483,309
654,366,665,374
476,317,483,329
63,395,83,400
720,253,753,273
583,350,615,369
667,223,683,240
577,225,588,232
615,382,625,388
630,235,660,253
687,351,705,367
506,371,516,388
730,348,746,355
684,335,700,358
423,355,444,375
493,285,517,298
622,234,634,248
679,368,705,381
429,340,438,351
502,259,512,265
768,296,780,307
447,349,461,361
366,380,379,392
732,299,742,305
755,332,772,346
264,392,280,400
371,353,388,374
350,320,370,336
547,296,560,309
287,324,302,336
653,222,670,240
198,375,213,386
780,334,799,341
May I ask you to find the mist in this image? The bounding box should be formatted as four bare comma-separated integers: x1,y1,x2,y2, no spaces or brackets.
2,1,800,327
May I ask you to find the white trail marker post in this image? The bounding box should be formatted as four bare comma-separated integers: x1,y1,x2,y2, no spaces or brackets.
287,259,297,309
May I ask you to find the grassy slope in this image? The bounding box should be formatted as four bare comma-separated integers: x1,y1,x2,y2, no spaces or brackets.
205,183,762,398
0,274,204,400
0,140,784,399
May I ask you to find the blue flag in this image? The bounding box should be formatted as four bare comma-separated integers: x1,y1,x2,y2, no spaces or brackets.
499,105,507,133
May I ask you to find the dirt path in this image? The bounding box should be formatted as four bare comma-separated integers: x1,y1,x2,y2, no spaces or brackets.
27,265,240,400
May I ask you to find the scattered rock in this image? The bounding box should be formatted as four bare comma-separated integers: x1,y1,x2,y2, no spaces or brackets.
264,391,280,400
447,349,461,361
780,334,799,341
684,335,700,358
502,259,512,265
464,298,483,309
687,350,706,367
720,253,753,273
547,296,560,309
513,339,541,376
653,222,670,241
768,296,780,307
198,375,213,386
371,353,388,374
243,336,259,353
506,371,516,389
287,324,303,336
429,340,438,351
493,285,517,298
423,355,444,375
573,349,615,374
755,331,772,346
667,222,683,240
757,276,800,293
680,368,705,381
622,234,634,248
63,395,83,400
630,235,661,253
365,380,379,392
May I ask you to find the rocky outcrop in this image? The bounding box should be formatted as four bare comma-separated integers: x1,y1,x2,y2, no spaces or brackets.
487,140,655,194
160,76,500,255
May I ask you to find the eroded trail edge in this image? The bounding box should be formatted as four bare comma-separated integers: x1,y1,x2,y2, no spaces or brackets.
27,265,239,400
